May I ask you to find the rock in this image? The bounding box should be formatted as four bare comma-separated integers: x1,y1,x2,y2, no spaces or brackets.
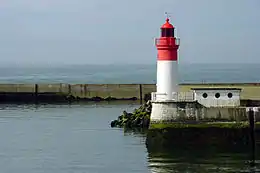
110,101,152,129
110,120,118,127
143,115,150,128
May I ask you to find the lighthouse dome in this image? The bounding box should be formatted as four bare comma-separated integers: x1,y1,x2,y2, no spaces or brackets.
161,18,174,29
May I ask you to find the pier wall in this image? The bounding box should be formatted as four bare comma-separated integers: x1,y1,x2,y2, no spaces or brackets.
0,83,259,102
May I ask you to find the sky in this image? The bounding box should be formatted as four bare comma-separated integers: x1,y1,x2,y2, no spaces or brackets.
0,0,259,66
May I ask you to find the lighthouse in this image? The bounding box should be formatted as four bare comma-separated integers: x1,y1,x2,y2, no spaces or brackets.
153,17,180,101
149,16,241,126
150,17,192,123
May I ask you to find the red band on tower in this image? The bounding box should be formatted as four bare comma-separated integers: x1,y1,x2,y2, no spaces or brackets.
155,18,179,61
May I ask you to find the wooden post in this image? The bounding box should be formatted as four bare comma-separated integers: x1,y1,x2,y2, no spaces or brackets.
68,84,72,103
139,84,143,104
59,83,63,93
34,84,38,104
68,84,72,95
84,84,87,98
248,108,256,167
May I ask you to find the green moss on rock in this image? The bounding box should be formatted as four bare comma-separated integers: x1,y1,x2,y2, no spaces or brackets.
110,101,152,129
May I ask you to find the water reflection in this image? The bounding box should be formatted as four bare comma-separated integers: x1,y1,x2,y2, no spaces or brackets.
121,125,260,172
147,144,260,172
145,130,260,173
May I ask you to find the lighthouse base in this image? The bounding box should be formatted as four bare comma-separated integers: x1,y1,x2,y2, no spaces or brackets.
150,100,201,123
149,100,251,129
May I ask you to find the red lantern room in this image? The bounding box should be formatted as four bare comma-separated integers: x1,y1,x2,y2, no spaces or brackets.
160,18,175,37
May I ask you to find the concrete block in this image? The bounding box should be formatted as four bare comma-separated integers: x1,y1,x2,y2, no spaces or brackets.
37,84,68,93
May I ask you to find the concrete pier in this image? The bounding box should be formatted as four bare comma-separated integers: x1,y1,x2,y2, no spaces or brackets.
0,83,259,103
150,105,253,128
147,105,260,147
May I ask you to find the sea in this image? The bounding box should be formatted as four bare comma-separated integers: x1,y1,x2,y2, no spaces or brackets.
0,63,259,84
0,63,260,173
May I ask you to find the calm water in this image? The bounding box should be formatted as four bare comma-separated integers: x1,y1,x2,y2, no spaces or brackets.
0,63,259,84
0,103,260,173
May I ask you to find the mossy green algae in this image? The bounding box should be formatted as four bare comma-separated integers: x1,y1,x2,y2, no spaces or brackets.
149,121,260,129
110,101,152,128
146,123,256,147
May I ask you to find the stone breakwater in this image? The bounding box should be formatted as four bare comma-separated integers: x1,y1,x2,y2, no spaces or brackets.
110,101,152,128
0,83,260,104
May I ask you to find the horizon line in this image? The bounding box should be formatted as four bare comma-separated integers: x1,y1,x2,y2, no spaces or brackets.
0,62,259,67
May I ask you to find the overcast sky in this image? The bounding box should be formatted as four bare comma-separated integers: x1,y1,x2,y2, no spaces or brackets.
0,0,259,65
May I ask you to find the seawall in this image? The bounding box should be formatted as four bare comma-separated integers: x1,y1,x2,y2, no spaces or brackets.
0,83,260,103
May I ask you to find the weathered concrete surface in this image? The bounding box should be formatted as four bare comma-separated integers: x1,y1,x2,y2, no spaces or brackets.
0,83,259,101
0,84,35,92
78,84,141,99
150,101,250,123
38,84,69,93
150,101,199,122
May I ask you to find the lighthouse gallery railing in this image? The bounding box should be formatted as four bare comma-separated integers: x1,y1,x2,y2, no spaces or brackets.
155,37,180,46
151,91,195,102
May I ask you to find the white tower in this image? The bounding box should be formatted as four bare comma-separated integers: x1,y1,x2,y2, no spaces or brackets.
154,17,180,101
